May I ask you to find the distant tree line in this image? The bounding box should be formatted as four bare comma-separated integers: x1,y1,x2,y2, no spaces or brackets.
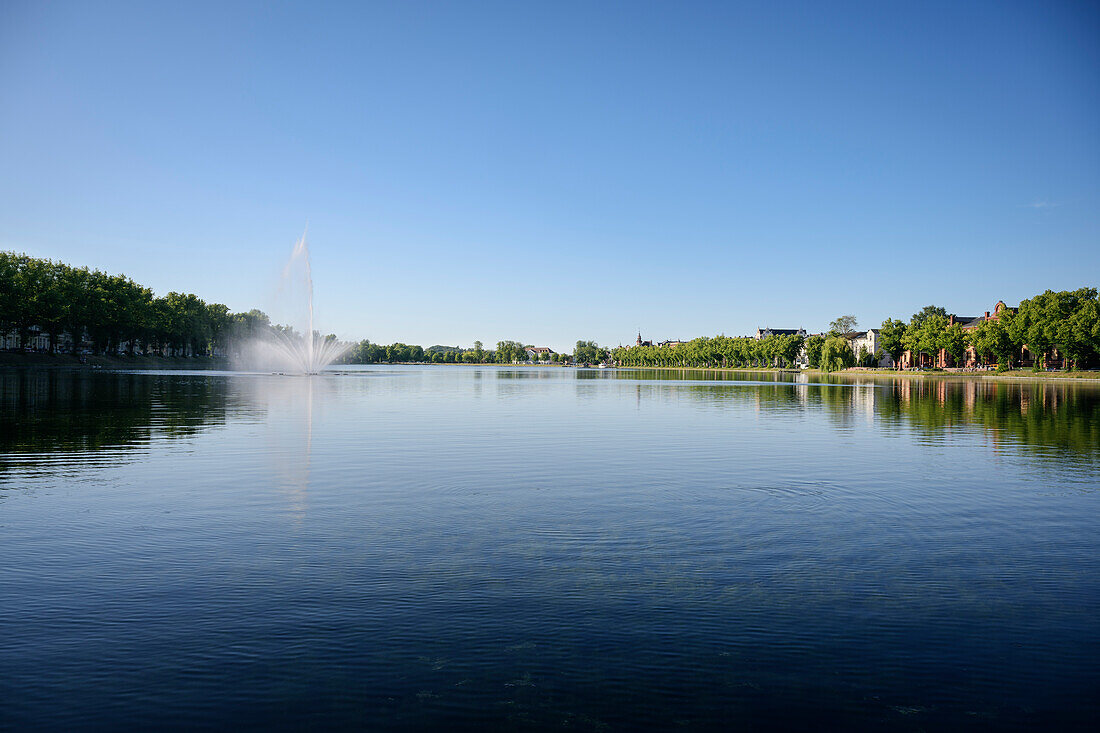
335,339,619,365
340,339,569,364
611,334,805,369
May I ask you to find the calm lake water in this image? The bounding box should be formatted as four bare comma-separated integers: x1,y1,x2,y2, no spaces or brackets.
2,366,1098,731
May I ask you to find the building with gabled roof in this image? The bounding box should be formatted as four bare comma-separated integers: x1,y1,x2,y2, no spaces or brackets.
755,327,806,340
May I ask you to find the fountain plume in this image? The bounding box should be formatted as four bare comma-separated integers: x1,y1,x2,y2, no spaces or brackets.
233,231,350,373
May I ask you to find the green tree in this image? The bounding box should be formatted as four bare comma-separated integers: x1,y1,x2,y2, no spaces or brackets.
0,252,20,341
805,335,825,369
878,318,907,369
903,314,947,367
828,315,858,335
205,303,231,356
1011,288,1097,368
495,340,526,363
10,254,50,348
1064,296,1100,369
972,318,1015,370
943,323,969,367
773,333,804,368
32,259,67,352
910,305,948,328
821,336,855,372
574,340,607,364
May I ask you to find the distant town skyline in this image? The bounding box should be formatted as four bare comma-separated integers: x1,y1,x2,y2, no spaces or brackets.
2,0,1098,352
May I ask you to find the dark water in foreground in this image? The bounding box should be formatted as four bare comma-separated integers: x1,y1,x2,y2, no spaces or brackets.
1,366,1098,731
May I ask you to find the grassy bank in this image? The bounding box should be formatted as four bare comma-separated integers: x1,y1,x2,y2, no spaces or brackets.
808,368,1100,382
615,363,1100,382
0,352,229,369
617,365,801,375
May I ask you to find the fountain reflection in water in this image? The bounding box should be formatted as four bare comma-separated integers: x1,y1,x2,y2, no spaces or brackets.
236,232,350,374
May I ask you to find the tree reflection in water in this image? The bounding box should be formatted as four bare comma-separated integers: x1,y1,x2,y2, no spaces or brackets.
0,370,240,463
605,369,1100,456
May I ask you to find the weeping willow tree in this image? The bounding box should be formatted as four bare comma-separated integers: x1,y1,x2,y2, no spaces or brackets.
820,336,855,372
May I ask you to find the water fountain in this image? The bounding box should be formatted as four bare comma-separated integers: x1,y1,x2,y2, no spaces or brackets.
234,232,350,374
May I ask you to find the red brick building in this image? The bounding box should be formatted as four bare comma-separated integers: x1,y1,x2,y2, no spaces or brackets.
959,301,1020,368
900,301,1031,370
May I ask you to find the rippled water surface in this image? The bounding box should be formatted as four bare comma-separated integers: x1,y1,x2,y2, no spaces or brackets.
2,366,1098,730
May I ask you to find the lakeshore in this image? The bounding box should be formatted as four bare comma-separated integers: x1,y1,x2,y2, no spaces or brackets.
5,351,1100,384
606,364,1100,383
813,368,1100,382
0,352,230,369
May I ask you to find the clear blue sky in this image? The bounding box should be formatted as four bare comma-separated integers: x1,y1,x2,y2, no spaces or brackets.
2,1,1098,351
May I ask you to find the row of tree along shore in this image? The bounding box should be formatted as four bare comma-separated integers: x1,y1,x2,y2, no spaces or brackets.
348,290,1097,372
3,251,1098,371
341,340,558,365
611,293,1100,372
0,251,324,357
338,340,602,365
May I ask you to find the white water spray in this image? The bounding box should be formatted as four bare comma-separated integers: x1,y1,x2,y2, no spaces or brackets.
287,233,316,371
234,231,350,373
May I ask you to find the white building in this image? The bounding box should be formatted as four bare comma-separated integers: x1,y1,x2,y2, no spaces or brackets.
2,326,51,351
845,329,894,368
